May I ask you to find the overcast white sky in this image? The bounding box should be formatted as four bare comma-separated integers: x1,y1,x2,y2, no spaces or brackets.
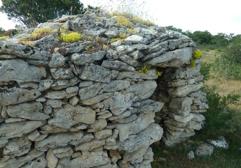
1,0,241,34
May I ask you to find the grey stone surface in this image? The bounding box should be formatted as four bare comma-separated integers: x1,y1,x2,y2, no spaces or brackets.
125,35,144,43
0,59,46,84
0,8,207,168
147,47,193,67
208,136,229,149
102,60,135,71
0,150,44,168
21,156,47,168
0,121,44,139
71,51,106,65
36,132,84,151
48,104,96,129
80,64,115,83
49,52,66,68
0,88,41,106
195,143,214,157
103,80,130,92
3,137,32,157
6,102,49,120
79,83,103,100
102,92,134,116
116,112,155,142
69,151,111,168
119,123,163,152
127,81,157,100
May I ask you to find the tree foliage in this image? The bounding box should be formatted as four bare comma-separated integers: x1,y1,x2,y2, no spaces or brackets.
189,31,213,44
223,36,241,64
0,27,5,34
0,0,85,27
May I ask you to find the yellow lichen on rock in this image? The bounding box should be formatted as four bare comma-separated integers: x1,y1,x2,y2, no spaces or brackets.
114,15,133,27
131,15,154,26
112,12,154,26
31,28,53,41
59,32,82,43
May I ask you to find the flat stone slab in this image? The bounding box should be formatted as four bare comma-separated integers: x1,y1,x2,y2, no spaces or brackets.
0,59,46,84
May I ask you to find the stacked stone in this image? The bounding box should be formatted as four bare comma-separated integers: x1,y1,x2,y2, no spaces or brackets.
161,64,208,146
0,8,206,168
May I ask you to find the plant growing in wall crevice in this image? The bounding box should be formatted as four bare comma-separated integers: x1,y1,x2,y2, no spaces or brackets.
190,49,203,68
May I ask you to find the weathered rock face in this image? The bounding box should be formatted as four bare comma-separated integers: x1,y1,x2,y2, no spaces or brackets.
156,64,208,146
0,8,207,168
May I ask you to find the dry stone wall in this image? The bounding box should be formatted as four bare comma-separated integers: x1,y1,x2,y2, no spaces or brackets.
0,9,208,168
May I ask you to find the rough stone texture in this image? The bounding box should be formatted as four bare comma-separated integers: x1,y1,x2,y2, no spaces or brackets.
0,8,207,168
158,64,208,146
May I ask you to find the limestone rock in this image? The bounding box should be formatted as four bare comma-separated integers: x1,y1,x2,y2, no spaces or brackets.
47,149,58,168
89,119,107,132
187,151,195,160
169,83,203,97
147,47,193,67
48,104,96,129
102,60,135,71
3,137,32,157
125,35,144,43
0,121,44,139
49,52,66,68
75,139,105,151
0,88,41,106
118,70,158,80
116,112,155,142
0,41,49,63
79,83,103,100
6,102,49,120
53,147,73,158
70,151,111,168
21,156,47,168
80,64,115,83
45,91,66,99
50,68,74,80
102,92,134,116
0,59,46,84
95,129,112,140
81,93,113,105
119,123,163,152
36,132,83,151
195,143,214,157
71,51,106,65
127,81,157,100
0,150,44,168
208,136,229,149
103,80,130,92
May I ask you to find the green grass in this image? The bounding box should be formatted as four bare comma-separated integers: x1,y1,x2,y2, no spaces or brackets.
212,56,241,80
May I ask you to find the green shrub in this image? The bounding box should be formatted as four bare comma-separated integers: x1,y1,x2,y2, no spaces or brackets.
193,49,203,59
223,38,241,64
203,87,241,135
200,62,211,80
